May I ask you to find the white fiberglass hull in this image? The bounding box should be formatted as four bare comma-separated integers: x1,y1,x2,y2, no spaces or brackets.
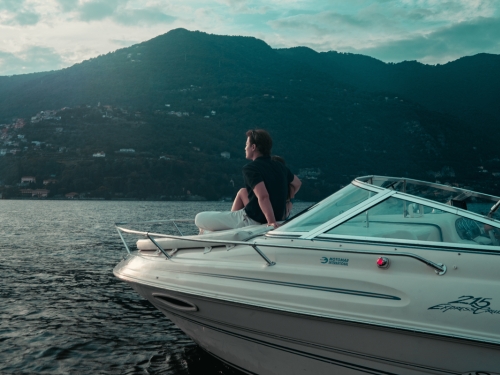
122,281,499,375
114,241,500,375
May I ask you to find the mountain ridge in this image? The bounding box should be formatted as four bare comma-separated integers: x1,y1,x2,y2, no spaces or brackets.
0,28,498,200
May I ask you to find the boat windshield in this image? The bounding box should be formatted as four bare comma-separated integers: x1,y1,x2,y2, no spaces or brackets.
279,184,373,233
361,176,500,220
324,195,500,248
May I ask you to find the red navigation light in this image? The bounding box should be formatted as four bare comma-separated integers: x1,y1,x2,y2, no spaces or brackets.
376,257,390,269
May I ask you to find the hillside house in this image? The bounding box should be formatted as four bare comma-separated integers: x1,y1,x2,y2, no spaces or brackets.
93,152,106,157
298,168,321,179
14,119,25,128
21,176,36,184
65,192,79,199
118,149,135,153
43,179,57,185
21,189,49,198
32,189,49,198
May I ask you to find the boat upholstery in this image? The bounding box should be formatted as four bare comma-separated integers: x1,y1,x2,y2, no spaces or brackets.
136,224,271,251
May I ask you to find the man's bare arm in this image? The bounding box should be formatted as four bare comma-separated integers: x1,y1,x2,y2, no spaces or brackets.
253,181,278,228
289,175,302,199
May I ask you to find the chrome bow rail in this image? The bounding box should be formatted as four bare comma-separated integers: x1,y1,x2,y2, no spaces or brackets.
115,220,447,275
115,219,276,266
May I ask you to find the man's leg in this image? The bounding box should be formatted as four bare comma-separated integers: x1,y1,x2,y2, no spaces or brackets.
195,209,259,232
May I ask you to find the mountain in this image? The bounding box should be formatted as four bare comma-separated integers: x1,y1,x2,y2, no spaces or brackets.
0,29,499,200
278,48,500,132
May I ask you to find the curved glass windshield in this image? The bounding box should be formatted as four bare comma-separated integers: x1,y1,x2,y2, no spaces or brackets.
279,184,372,233
359,176,500,220
325,196,500,247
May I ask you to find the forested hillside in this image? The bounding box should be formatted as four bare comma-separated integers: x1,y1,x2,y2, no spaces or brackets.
278,48,500,138
0,29,498,200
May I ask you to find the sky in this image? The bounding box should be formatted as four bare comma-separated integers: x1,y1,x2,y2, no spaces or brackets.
0,0,499,76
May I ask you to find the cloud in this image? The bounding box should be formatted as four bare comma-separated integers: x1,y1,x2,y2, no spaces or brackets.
265,2,500,63
109,38,140,47
0,46,67,76
268,10,375,36
73,1,175,25
353,16,500,63
113,8,176,25
0,0,27,13
217,0,271,14
0,0,41,26
9,11,40,26
55,0,80,13
1,0,499,75
78,0,121,22
268,1,499,39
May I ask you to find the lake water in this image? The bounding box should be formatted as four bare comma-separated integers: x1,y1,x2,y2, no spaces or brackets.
0,200,312,374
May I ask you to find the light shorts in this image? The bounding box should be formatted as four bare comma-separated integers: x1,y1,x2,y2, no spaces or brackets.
195,208,261,232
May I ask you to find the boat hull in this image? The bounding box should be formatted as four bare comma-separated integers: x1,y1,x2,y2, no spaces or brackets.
124,280,500,375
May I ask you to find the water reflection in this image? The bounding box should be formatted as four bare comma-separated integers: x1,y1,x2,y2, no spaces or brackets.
0,200,311,374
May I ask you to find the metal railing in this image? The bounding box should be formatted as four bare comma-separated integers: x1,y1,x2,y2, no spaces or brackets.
115,221,447,275
116,222,275,266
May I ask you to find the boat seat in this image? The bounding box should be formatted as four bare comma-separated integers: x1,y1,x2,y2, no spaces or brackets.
330,222,442,242
136,224,271,251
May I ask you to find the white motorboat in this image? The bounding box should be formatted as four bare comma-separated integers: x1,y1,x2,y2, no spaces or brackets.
114,176,500,375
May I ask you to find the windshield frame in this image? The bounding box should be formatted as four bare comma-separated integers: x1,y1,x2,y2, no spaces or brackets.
315,191,500,251
270,181,391,237
356,175,500,211
269,176,500,250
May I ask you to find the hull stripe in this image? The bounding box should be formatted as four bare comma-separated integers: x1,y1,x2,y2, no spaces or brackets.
159,268,401,300
157,304,458,375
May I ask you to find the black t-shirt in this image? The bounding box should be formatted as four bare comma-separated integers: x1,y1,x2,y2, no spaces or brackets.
243,156,294,223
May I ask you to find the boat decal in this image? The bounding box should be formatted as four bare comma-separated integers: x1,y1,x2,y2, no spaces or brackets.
170,270,400,300
161,307,457,375
429,296,500,315
321,256,349,266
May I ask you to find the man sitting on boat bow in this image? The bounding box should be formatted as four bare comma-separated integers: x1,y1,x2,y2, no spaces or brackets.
195,129,301,233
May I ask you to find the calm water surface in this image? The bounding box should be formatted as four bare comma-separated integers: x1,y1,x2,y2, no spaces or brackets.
0,200,311,375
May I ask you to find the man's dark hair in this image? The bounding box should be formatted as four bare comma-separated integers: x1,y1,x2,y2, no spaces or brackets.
246,129,272,156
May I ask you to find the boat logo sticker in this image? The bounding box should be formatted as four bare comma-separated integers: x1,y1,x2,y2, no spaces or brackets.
428,296,500,315
321,257,349,266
